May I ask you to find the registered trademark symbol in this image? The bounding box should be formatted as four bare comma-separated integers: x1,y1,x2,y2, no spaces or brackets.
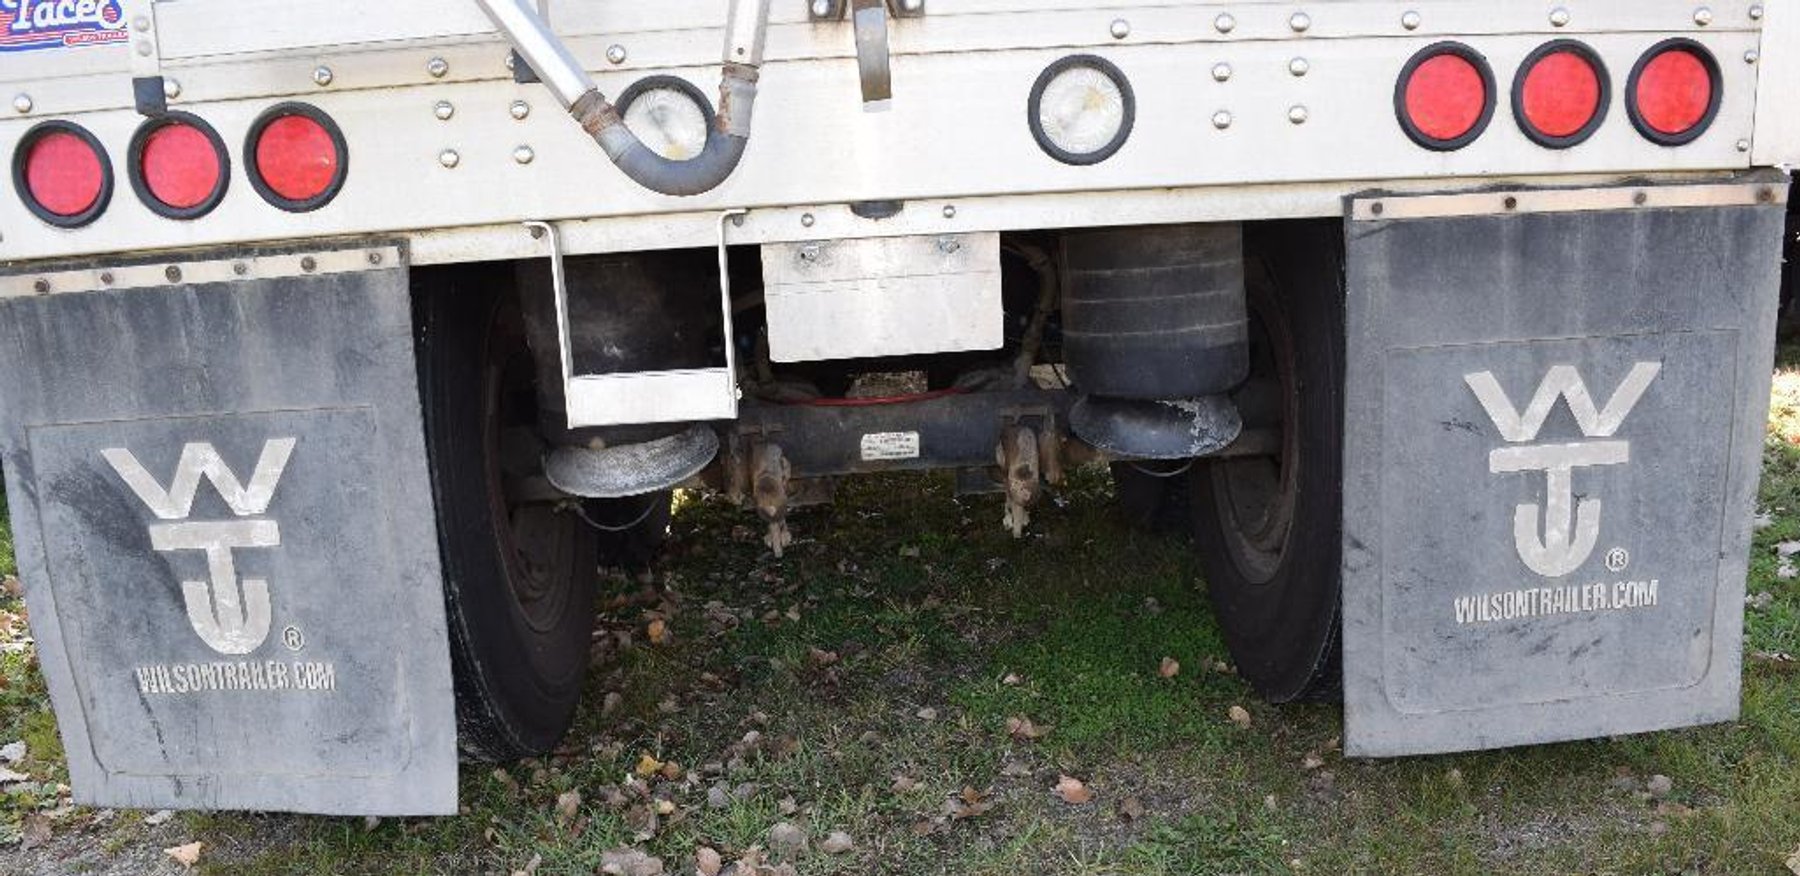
282,625,305,651
1604,548,1630,574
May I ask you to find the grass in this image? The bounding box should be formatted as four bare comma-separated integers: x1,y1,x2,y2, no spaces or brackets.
2,357,1800,874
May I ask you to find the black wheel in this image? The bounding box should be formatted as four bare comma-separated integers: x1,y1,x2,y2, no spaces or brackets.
1187,222,1345,703
417,267,599,761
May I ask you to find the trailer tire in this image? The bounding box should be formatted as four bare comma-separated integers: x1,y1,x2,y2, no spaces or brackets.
1187,223,1345,704
417,269,599,762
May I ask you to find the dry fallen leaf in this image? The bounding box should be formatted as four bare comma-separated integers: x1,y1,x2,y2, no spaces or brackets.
916,707,939,722
1301,753,1325,771
164,841,203,868
555,790,581,825
634,753,666,778
1006,716,1049,742
1055,775,1095,805
949,786,993,820
21,813,51,849
1159,657,1181,679
1001,672,1023,686
891,774,918,794
1228,705,1253,728
646,619,668,645
1118,796,1146,820
696,846,723,876
1785,844,1800,876
808,647,839,667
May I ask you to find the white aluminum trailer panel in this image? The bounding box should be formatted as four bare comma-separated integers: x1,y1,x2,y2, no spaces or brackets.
0,1,1778,264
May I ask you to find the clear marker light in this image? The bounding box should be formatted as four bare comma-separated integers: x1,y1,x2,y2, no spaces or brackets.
1030,56,1135,165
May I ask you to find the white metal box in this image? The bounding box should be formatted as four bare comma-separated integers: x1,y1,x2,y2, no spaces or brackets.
761,232,1003,363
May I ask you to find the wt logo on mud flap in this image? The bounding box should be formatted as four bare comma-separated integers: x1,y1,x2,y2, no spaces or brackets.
102,439,296,655
1464,363,1660,578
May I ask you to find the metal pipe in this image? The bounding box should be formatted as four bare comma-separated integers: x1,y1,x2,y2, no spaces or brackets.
476,0,772,197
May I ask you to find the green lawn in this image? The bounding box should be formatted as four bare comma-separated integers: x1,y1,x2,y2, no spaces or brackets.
2,365,1799,874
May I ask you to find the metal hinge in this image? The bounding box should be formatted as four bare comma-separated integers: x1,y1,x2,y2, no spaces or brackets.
807,0,923,20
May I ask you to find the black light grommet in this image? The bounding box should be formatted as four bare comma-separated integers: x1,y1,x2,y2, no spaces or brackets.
127,111,231,220
1511,40,1612,150
1394,41,1498,152
1625,38,1723,147
244,102,349,212
1028,54,1136,166
12,120,114,230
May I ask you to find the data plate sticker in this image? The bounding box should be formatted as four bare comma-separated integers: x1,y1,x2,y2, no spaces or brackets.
860,431,921,461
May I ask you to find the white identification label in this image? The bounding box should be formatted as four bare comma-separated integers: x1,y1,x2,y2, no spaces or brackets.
860,431,921,461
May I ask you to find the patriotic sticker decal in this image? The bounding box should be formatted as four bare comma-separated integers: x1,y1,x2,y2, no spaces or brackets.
0,1,128,53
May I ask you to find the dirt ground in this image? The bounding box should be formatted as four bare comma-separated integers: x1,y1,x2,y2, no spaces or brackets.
1,359,1799,875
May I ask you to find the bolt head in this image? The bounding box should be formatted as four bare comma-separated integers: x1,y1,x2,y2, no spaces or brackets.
1212,110,1233,130
942,205,957,219
1289,57,1310,77
1289,12,1311,32
1751,4,1765,20
1737,139,1751,152
1212,62,1233,82
510,100,531,120
313,66,334,86
899,0,923,11
438,149,461,168
1746,49,1760,64
810,0,833,17
1694,6,1713,26
163,78,182,99
426,57,449,78
1110,18,1130,39
434,100,455,121
607,44,628,65
1401,10,1421,30
1549,7,1571,26
1288,105,1310,124
1214,12,1236,33
801,213,816,228
11,93,31,114
512,145,535,165
132,15,150,31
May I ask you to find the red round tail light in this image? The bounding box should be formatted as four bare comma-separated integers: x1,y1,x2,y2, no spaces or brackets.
246,103,347,211
1396,43,1496,151
129,113,229,219
12,121,112,228
1514,41,1609,148
1627,39,1720,146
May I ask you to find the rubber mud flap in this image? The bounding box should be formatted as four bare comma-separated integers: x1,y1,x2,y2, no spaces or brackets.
1339,179,1785,756
0,246,456,815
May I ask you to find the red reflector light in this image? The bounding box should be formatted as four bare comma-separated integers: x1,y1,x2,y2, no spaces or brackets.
246,103,347,211
1396,43,1496,151
1514,41,1609,148
129,113,229,219
13,122,111,227
1628,39,1720,146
